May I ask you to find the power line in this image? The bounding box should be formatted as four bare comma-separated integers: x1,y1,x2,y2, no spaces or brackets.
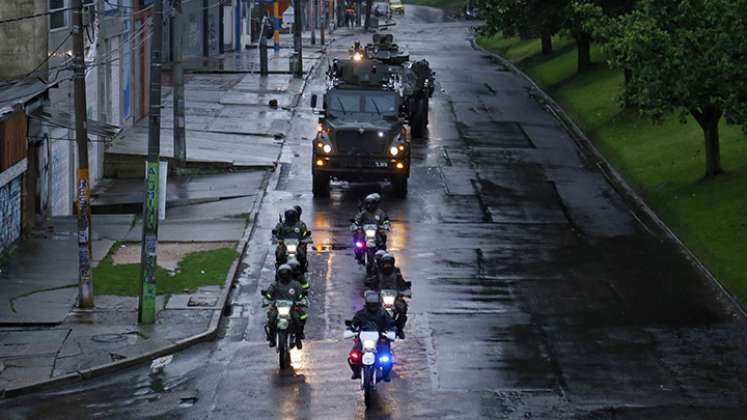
0,7,74,26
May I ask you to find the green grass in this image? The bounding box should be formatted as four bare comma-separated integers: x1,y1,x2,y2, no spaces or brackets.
93,246,239,296
478,33,747,307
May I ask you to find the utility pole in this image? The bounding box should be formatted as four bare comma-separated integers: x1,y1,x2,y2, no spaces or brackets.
139,0,164,324
293,0,303,76
173,0,186,163
320,0,325,44
310,0,316,45
72,0,94,309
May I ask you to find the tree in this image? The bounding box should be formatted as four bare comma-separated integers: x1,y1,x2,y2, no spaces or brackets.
586,0,747,176
568,1,636,72
476,0,565,55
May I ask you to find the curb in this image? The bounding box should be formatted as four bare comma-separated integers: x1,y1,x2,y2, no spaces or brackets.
0,172,269,399
0,52,328,398
469,38,747,322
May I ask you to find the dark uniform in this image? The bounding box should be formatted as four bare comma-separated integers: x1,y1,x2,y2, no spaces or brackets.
273,208,311,271
264,268,308,348
347,291,396,379
371,255,409,338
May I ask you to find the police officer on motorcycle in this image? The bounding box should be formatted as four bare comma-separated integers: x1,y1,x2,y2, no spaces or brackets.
263,264,308,349
370,253,410,339
352,194,390,265
273,207,312,271
346,290,396,380
286,259,311,290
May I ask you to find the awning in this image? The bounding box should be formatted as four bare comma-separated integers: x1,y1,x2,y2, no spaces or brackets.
31,109,121,138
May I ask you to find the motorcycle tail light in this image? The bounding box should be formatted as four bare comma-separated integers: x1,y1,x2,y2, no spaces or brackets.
350,350,361,360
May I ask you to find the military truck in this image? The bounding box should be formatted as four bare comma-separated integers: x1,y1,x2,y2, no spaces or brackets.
311,57,411,197
364,34,435,138
310,36,435,197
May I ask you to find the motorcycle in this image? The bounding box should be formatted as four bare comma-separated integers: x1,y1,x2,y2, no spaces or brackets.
379,285,411,329
275,236,308,273
352,222,388,274
344,323,397,408
266,299,298,369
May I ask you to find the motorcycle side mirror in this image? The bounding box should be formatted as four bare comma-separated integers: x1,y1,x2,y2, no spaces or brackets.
385,331,396,341
404,281,412,289
344,320,353,327
349,218,356,223
311,94,318,109
343,330,355,339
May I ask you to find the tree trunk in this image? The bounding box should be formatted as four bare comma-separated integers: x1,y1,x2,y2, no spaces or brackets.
691,107,724,177
576,33,592,72
541,31,553,55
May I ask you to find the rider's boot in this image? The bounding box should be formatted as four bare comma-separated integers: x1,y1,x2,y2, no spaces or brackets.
266,324,277,348
396,314,408,339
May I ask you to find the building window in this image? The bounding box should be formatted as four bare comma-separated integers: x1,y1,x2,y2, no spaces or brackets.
49,0,67,31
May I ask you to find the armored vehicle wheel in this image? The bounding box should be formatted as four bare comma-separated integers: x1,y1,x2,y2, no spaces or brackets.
392,175,408,198
312,172,329,196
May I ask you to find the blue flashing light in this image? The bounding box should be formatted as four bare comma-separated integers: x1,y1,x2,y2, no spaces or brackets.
379,354,391,364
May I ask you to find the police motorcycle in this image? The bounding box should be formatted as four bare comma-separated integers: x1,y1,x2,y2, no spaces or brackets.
379,285,410,319
259,297,295,369
344,321,397,408
351,221,389,275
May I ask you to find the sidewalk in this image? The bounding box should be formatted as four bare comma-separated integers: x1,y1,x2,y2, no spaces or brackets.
0,33,325,396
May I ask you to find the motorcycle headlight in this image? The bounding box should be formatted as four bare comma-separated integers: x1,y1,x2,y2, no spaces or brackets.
322,144,332,154
277,306,291,316
365,229,377,238
363,339,376,351
286,244,298,253
389,146,399,156
383,296,395,306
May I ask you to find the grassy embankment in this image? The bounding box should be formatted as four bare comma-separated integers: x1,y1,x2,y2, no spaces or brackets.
478,33,747,306
93,246,238,296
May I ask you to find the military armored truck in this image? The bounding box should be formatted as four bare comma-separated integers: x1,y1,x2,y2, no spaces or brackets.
365,34,435,138
310,35,435,197
311,57,411,197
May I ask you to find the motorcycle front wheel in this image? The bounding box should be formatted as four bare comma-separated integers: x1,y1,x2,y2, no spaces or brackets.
363,366,375,408
278,331,290,369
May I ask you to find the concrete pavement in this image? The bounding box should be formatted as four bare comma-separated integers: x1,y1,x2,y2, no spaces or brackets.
0,34,325,396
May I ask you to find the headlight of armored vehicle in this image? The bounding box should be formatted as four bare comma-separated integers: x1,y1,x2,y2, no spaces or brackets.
389,146,399,156
323,144,332,154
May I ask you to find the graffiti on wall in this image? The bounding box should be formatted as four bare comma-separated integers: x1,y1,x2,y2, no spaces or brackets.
0,176,22,253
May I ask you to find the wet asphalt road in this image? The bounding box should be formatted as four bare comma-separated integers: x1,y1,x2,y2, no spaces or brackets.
3,6,747,419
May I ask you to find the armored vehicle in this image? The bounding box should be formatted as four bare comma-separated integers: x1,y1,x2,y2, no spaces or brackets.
310,35,435,197
311,57,411,197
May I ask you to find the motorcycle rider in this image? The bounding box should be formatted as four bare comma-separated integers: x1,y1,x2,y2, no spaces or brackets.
370,253,410,339
352,193,390,263
346,290,396,380
365,249,390,284
286,259,311,290
273,207,311,271
263,264,308,349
